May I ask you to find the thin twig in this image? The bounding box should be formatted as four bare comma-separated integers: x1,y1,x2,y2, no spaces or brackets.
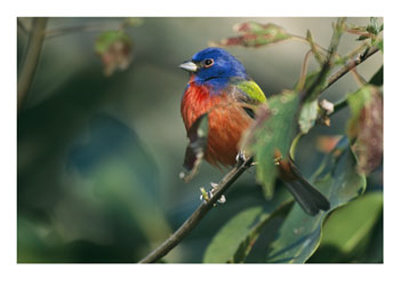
290,34,330,54
301,18,346,103
139,158,253,263
350,68,368,87
138,21,381,264
297,50,313,91
338,42,370,64
17,17,48,110
326,47,380,90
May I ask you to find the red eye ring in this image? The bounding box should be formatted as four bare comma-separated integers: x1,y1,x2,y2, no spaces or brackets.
204,58,214,68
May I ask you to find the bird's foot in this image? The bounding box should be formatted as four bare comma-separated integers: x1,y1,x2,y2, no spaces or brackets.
217,194,226,204
236,151,254,167
235,151,248,165
199,182,226,205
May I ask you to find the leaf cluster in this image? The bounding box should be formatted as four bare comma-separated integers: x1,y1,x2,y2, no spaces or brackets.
202,18,383,263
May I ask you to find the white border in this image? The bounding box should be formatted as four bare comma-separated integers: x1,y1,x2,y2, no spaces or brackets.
2,1,398,300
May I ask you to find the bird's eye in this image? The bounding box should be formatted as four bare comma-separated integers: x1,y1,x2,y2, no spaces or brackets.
204,58,214,68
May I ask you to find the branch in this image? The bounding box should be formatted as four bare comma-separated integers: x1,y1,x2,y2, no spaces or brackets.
139,158,253,263
138,28,381,264
17,17,48,110
296,50,313,91
301,18,346,103
325,47,380,90
325,48,380,117
290,34,330,54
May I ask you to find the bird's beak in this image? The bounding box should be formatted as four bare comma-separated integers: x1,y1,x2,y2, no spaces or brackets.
179,61,198,72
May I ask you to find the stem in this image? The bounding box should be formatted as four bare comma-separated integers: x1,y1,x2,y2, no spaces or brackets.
290,34,329,54
139,158,253,263
138,22,381,264
17,17,48,110
297,50,313,91
319,47,380,118
301,18,346,103
325,46,380,119
350,68,368,87
325,47,380,90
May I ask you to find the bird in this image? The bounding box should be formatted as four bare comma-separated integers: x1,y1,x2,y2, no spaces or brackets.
179,47,330,216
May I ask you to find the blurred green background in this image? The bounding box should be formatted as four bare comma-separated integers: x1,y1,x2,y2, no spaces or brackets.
17,17,383,263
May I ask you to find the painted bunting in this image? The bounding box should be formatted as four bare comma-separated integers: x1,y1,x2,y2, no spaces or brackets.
179,47,329,215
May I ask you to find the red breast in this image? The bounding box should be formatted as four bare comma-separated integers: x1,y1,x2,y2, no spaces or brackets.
181,79,253,166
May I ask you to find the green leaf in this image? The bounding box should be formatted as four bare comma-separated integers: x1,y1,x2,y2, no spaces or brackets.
370,18,383,53
298,99,319,134
203,206,267,263
204,137,368,264
376,39,383,52
245,90,300,197
366,17,380,35
318,191,382,254
264,139,366,263
203,188,292,263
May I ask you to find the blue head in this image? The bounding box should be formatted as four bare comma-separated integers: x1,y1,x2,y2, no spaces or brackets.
179,48,249,91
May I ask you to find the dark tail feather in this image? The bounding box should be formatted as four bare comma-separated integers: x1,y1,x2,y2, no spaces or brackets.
280,161,330,216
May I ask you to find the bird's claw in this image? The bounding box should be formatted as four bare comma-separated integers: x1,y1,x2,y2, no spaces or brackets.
235,151,247,165
236,151,254,167
199,183,226,205
217,194,226,204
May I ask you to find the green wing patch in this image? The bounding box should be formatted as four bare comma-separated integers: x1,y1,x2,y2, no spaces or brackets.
235,79,267,104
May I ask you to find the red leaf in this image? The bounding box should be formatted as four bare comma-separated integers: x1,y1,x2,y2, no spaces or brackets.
211,22,291,48
347,85,383,175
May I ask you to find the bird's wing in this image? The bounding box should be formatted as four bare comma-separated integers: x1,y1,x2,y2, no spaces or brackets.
230,78,267,118
232,78,267,104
